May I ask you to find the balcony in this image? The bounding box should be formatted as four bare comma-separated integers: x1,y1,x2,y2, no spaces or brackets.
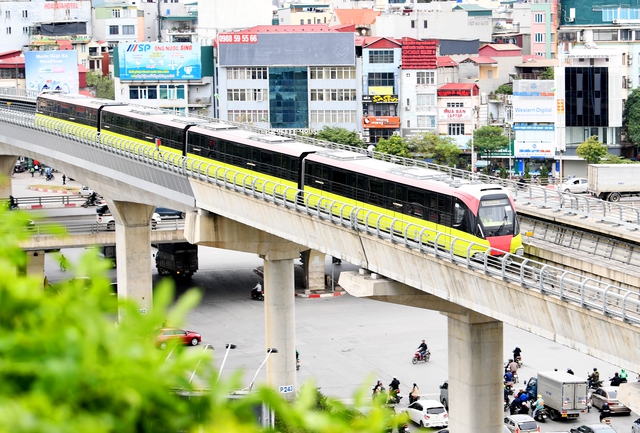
189,97,211,106
167,27,196,35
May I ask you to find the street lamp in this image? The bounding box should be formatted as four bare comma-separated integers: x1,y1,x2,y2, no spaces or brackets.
470,105,479,173
246,348,278,392
217,343,237,383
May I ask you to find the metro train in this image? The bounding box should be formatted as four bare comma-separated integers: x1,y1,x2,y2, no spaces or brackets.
36,92,524,257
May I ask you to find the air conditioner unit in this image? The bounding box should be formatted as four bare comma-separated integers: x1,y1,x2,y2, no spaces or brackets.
405,105,411,111
628,54,634,65
627,78,633,88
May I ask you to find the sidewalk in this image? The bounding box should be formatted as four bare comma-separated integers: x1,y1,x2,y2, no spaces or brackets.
11,171,85,209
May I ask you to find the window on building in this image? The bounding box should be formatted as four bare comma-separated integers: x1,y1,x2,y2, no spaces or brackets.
417,115,437,128
123,9,131,18
594,29,618,41
226,67,268,80
488,70,493,79
368,72,394,87
621,29,633,41
448,123,465,135
109,26,119,35
81,59,87,67
416,93,436,107
227,88,266,102
22,10,28,18
309,66,355,80
534,13,543,23
227,110,270,123
310,110,357,124
369,50,394,64
112,9,121,18
424,20,428,28
6,27,11,35
411,20,415,28
300,19,304,24
534,33,544,43
4,11,9,18
307,19,311,24
446,102,464,108
534,52,544,57
22,26,28,35
416,71,435,85
123,25,135,35
159,84,184,100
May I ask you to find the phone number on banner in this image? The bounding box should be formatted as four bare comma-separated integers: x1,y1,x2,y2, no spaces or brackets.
218,34,258,44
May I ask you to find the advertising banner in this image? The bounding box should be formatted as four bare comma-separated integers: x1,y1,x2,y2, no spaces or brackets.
25,50,79,94
118,42,201,80
439,107,471,121
514,139,555,158
513,99,555,123
362,116,400,129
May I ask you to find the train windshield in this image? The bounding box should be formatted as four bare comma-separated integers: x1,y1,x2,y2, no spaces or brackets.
478,196,516,237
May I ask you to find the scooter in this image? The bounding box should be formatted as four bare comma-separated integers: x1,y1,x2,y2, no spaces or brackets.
45,173,54,181
533,407,548,423
509,400,529,415
515,356,523,368
251,287,264,301
412,349,431,364
81,196,101,208
387,388,402,405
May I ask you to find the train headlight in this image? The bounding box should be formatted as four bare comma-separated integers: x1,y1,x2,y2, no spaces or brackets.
515,247,524,256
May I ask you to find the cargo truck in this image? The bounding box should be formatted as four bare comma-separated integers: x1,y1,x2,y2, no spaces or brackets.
524,371,588,420
155,242,198,279
587,164,640,202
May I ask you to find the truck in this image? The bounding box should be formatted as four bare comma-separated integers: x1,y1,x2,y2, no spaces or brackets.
524,371,588,420
587,164,640,202
155,242,198,279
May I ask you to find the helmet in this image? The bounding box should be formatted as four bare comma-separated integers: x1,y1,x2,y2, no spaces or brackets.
509,359,513,362
538,395,542,398
594,367,598,371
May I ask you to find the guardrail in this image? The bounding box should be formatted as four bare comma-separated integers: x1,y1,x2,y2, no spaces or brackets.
13,195,86,206
2,110,638,325
29,219,185,237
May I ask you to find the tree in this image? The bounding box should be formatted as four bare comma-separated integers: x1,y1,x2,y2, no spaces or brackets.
313,126,365,148
495,83,513,95
433,140,462,167
623,87,640,147
576,135,608,164
472,126,509,161
85,71,115,100
540,67,554,80
601,153,636,164
0,202,395,433
405,131,442,157
375,135,410,158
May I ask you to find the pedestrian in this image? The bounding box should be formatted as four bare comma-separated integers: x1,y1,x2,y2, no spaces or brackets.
409,383,420,403
29,166,34,177
62,174,66,185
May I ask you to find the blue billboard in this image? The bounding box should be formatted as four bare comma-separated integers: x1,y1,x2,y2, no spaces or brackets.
25,51,79,94
118,42,201,80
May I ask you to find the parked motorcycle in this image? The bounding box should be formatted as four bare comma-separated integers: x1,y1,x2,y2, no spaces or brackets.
412,349,431,364
251,286,264,301
533,407,548,423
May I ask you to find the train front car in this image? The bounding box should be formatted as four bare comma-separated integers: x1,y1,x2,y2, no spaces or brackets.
463,184,523,257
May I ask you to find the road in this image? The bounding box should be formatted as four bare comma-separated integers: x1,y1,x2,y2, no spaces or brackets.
41,244,638,432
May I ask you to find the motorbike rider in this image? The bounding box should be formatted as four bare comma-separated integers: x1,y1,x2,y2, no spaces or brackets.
610,372,623,387
417,340,428,360
588,368,600,388
251,282,263,298
389,376,400,392
409,383,420,404
504,370,515,384
8,195,17,210
532,395,545,419
372,380,384,397
620,369,628,382
507,358,519,374
513,346,522,362
599,402,612,422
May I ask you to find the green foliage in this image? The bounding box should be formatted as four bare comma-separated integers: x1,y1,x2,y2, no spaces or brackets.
433,140,462,167
499,166,508,179
313,126,365,148
0,195,398,433
523,165,531,179
85,71,115,100
623,87,640,146
539,165,549,179
540,67,554,80
472,126,509,157
406,132,460,165
375,135,410,158
495,83,513,95
576,135,608,164
601,153,636,164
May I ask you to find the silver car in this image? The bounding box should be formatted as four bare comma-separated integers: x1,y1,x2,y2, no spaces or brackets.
504,414,538,433
559,177,588,193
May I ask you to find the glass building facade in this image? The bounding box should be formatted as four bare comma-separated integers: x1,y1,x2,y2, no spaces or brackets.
269,67,309,129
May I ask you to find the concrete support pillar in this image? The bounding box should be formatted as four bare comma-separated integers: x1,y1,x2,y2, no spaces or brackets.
25,250,45,289
447,310,503,433
263,250,298,401
0,155,17,199
108,200,155,318
307,249,326,292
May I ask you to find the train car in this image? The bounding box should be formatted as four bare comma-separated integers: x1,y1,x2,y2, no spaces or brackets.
301,148,523,257
36,92,122,130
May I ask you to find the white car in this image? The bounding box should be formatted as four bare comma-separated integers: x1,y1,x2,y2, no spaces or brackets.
559,177,588,194
404,399,448,428
97,212,161,231
78,186,95,197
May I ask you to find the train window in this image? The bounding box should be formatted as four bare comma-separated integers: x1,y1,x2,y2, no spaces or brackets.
453,200,471,233
369,179,384,206
408,189,424,205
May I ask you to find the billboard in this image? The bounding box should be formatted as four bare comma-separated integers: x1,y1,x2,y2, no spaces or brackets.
439,107,471,121
514,139,555,158
512,99,555,123
217,33,355,67
25,50,79,94
362,116,400,129
118,43,201,80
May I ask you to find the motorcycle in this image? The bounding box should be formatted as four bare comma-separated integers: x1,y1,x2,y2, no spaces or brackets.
533,407,548,423
509,400,529,415
515,356,523,368
251,287,264,301
387,388,402,405
412,349,431,364
588,374,603,390
45,173,54,181
81,196,101,208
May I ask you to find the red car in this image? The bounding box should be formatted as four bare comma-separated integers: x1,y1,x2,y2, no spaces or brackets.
155,327,201,349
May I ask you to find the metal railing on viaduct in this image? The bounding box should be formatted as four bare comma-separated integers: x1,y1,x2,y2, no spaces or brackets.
1,94,640,371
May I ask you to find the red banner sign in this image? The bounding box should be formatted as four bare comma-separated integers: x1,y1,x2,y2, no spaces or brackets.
362,116,400,129
217,33,258,44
